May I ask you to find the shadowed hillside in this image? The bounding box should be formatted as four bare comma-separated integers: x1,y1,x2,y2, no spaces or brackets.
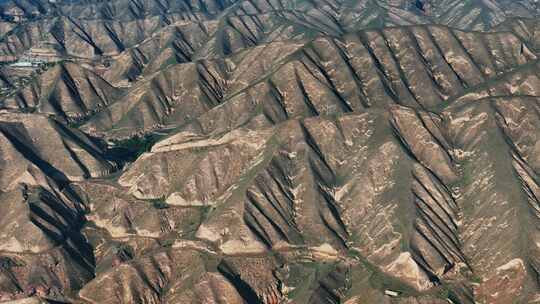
1,1,540,303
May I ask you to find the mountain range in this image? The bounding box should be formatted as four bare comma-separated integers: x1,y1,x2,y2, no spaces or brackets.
1,0,540,303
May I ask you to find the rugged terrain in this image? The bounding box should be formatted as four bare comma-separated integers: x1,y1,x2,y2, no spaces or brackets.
1,0,540,303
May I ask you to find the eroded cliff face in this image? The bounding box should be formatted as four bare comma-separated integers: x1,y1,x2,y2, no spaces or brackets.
1,0,540,304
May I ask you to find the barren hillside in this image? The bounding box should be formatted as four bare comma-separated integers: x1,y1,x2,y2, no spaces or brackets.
1,1,540,303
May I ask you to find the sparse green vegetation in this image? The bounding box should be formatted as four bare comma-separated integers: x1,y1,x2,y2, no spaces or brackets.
1,0,540,302
106,133,161,162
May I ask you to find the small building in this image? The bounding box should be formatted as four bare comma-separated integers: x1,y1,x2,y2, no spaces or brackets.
9,61,35,68
384,289,400,297
8,53,48,68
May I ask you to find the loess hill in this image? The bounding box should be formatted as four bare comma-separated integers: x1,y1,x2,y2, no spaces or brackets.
1,0,540,303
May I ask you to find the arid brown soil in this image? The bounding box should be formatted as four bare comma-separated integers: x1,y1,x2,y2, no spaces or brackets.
1,1,540,303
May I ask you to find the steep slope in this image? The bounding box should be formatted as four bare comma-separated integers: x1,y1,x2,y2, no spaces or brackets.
1,1,540,304
0,111,115,182
2,0,540,63
495,17,540,53
78,95,540,303
1,62,121,120
78,23,536,140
